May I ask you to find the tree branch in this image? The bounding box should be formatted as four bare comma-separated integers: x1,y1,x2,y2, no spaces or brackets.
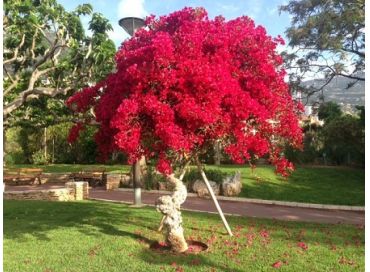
3,34,26,65
4,73,20,96
3,65,15,83
30,28,39,59
341,47,365,58
32,27,67,70
38,25,54,46
4,86,72,117
337,73,364,81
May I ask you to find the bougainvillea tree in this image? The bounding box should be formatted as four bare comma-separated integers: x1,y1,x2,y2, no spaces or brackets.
67,7,303,252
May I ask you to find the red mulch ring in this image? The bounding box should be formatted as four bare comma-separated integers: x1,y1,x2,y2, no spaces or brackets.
150,240,208,254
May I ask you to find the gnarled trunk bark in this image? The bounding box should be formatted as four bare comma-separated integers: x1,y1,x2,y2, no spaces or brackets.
156,174,188,253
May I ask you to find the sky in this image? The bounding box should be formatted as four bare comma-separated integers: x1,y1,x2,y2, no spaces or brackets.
58,0,291,49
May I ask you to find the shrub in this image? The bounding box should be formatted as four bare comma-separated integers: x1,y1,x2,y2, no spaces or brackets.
31,150,51,165
4,151,25,165
182,168,228,186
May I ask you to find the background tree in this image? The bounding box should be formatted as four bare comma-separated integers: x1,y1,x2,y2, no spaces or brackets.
280,0,365,98
67,7,303,252
4,122,104,165
356,105,365,128
320,114,364,166
285,101,365,166
3,0,116,164
318,101,342,123
3,0,116,126
285,122,322,165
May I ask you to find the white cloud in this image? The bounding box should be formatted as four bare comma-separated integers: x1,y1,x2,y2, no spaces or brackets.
117,0,148,19
217,3,240,13
246,2,262,20
108,24,130,47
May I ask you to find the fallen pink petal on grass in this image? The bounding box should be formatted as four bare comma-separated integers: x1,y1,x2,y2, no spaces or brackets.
297,242,308,250
272,261,283,268
259,229,270,239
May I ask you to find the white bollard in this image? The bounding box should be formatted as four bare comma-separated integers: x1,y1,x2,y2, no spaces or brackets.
134,187,142,206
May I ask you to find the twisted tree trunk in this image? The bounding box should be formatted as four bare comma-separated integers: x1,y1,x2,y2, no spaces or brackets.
156,174,188,252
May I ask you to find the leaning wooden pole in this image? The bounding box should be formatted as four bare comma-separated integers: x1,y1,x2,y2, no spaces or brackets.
196,161,233,237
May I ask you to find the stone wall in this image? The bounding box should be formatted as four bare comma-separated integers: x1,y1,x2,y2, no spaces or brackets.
4,181,89,201
4,188,74,201
106,174,130,190
106,174,121,190
65,181,89,200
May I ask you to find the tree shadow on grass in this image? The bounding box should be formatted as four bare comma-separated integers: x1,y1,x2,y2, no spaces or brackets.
3,199,364,250
3,200,156,242
137,247,246,272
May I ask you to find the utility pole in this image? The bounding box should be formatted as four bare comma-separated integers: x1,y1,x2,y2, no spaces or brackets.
118,17,145,206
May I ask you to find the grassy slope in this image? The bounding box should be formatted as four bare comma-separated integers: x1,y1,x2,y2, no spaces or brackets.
9,164,364,205
205,165,364,206
3,200,364,272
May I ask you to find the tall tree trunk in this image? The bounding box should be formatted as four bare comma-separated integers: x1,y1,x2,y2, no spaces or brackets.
132,156,146,205
52,136,55,163
44,127,47,163
214,140,221,165
3,127,7,167
156,174,188,252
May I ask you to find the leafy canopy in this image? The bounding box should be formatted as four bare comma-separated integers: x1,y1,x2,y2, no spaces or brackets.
318,102,343,123
3,0,116,128
280,0,365,97
67,7,303,177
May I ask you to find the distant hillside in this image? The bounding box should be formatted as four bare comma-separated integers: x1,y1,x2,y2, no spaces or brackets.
300,73,365,107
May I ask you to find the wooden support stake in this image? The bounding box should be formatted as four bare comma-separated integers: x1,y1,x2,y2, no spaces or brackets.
197,162,233,237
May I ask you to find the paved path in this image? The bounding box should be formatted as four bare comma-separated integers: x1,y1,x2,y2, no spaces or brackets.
90,188,364,225
5,184,65,191
4,185,364,225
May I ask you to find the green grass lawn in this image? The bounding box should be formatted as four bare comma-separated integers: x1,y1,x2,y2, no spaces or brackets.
205,165,365,206
4,200,364,272
9,164,364,206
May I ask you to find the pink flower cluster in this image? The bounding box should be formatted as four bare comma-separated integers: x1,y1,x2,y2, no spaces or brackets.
67,7,302,176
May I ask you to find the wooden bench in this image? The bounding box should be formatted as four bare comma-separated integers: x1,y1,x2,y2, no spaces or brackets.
4,168,43,185
70,167,106,187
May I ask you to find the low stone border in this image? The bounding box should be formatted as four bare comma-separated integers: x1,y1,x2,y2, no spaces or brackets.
4,188,74,201
4,181,89,201
115,188,364,211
